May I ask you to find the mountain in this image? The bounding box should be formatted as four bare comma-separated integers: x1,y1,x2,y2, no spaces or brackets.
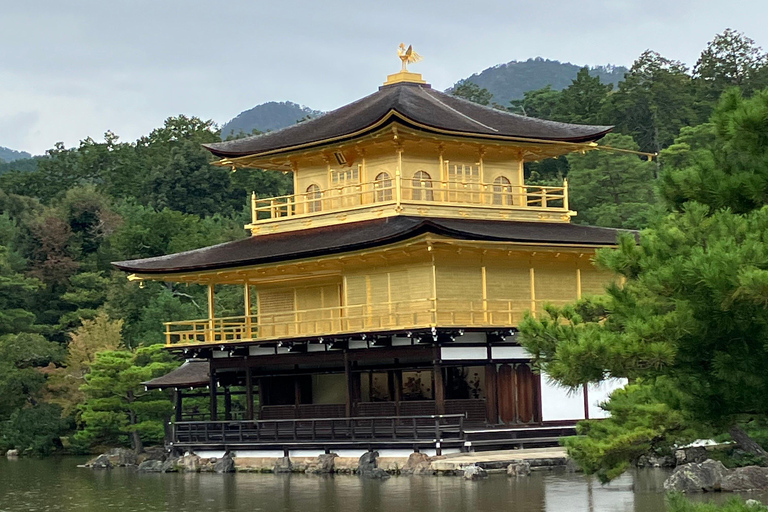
221,101,323,139
0,146,32,163
455,58,628,107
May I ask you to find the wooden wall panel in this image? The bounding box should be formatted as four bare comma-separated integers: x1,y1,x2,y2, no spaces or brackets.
580,267,618,296
516,364,535,423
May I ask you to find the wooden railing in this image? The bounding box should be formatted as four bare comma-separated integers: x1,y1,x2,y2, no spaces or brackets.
172,413,466,447
164,298,571,346
250,178,569,224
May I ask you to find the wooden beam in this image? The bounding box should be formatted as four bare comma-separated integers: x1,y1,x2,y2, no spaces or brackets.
433,345,445,415
209,369,218,420
485,363,498,425
174,390,183,423
207,283,215,343
245,368,254,421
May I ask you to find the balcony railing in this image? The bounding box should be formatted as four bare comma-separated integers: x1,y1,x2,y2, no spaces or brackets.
164,298,570,346
250,177,569,225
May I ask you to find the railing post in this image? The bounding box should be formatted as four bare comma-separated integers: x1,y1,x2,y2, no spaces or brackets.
563,178,570,211
207,284,215,343
542,187,548,208
395,169,402,211
251,192,257,225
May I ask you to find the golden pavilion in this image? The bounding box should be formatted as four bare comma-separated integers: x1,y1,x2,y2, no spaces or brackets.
117,51,624,454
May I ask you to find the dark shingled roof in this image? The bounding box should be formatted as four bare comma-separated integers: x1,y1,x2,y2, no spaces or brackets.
204,82,613,158
143,359,209,389
113,216,628,275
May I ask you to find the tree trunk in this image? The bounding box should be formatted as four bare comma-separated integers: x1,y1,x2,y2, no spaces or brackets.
729,424,768,459
127,391,144,454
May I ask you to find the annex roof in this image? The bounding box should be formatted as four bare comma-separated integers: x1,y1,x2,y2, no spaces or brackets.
113,216,629,275
142,359,209,389
204,82,612,159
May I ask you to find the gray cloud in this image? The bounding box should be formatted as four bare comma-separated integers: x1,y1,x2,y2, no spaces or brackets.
2,0,766,154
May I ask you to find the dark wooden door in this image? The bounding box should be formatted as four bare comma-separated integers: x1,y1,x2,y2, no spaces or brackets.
516,364,535,423
497,364,516,424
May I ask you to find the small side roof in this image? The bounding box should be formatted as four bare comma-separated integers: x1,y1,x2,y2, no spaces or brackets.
113,216,630,275
204,82,612,159
142,359,209,389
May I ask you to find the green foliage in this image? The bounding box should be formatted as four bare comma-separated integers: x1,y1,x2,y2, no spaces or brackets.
661,89,768,213
667,493,768,512
567,134,661,229
451,80,493,105
564,380,702,483
0,403,70,456
76,345,178,450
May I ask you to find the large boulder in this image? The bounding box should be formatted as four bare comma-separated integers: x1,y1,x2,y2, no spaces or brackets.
160,456,180,473
137,460,165,473
675,446,709,465
721,466,768,492
305,453,337,474
664,460,730,492
401,452,433,476
137,446,166,464
87,454,113,469
214,453,235,474
507,461,531,477
178,454,202,473
463,465,488,480
357,451,378,474
6,449,19,458
273,456,293,473
106,448,138,467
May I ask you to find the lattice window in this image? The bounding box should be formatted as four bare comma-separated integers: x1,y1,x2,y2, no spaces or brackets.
492,176,513,206
258,290,295,315
374,171,392,202
330,167,360,186
412,170,434,201
306,184,322,213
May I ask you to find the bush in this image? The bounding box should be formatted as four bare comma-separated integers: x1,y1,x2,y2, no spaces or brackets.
668,493,768,511
0,403,70,456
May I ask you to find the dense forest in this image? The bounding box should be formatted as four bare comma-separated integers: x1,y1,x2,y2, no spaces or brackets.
1,28,767,460
453,57,627,106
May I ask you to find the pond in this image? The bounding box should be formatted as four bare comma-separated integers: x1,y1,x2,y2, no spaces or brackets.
0,457,761,511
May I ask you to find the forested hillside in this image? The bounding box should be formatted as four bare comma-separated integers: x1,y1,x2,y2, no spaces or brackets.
220,101,322,139
0,146,32,163
1,28,767,457
453,58,627,106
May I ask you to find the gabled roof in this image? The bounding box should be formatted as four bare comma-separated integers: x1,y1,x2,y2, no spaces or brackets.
113,216,629,275
204,82,612,159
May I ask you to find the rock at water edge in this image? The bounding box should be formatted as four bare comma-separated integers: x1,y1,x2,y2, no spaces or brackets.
507,461,531,477
138,460,165,473
401,452,433,476
305,453,337,474
664,460,729,492
721,466,768,492
214,453,235,474
87,454,113,469
463,465,488,480
6,449,19,458
273,456,292,473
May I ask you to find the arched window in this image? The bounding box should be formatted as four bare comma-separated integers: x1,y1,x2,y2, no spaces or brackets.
492,176,513,206
306,184,322,213
412,171,434,201
374,172,392,202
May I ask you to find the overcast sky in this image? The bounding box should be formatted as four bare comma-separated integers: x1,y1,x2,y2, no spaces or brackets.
2,0,766,155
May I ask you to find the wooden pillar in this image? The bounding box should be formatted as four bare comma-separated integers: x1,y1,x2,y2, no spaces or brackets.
207,284,215,343
244,283,253,339
174,389,183,423
433,346,445,415
485,364,498,425
344,352,352,417
294,378,302,406
257,378,266,417
224,387,232,421
393,369,403,416
245,368,254,421
209,369,218,420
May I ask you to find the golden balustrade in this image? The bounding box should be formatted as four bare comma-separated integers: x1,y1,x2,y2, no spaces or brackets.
164,298,571,347
250,178,570,225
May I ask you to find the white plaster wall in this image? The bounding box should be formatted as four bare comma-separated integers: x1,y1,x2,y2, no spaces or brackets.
587,379,627,419
540,372,585,421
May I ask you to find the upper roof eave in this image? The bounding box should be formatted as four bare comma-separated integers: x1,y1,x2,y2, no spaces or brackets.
203,83,613,161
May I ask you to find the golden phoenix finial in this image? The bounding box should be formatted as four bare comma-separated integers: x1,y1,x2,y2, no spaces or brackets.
398,43,423,72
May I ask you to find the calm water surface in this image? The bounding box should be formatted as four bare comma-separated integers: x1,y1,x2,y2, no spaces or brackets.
0,457,764,512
